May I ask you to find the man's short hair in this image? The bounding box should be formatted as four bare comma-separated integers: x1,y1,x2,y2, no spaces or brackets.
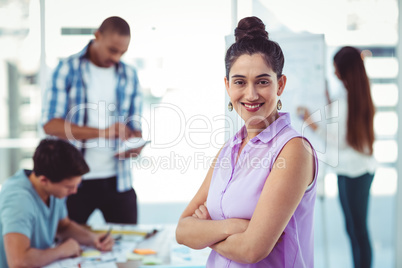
98,16,130,36
33,138,89,183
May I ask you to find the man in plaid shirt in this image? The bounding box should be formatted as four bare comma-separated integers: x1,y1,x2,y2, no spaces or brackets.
42,16,143,224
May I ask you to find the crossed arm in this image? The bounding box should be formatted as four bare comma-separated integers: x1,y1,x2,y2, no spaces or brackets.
176,138,315,264
4,217,114,268
175,161,249,250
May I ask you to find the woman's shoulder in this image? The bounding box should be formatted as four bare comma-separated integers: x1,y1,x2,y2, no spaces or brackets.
274,123,304,144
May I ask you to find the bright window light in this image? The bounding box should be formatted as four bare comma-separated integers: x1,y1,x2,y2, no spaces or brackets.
371,83,398,107
373,140,397,163
371,167,397,196
365,57,398,79
374,112,398,136
324,172,338,197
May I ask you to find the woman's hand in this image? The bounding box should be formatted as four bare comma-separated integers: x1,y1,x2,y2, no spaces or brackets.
192,202,211,220
297,106,310,121
297,107,318,131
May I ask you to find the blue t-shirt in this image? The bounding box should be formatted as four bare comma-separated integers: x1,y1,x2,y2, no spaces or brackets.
0,170,67,267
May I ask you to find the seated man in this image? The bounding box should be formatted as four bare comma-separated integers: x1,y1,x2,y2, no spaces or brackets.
0,138,114,267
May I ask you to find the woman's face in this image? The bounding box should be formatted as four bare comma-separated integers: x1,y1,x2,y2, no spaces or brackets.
225,53,286,129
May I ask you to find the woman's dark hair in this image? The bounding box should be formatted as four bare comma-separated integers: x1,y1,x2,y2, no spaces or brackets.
98,16,130,36
334,46,375,155
225,16,284,79
33,138,89,183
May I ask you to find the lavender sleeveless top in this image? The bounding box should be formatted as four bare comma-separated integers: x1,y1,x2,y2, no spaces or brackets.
206,113,318,268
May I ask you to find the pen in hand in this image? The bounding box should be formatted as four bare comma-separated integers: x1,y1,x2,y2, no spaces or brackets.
100,227,112,243
145,229,158,239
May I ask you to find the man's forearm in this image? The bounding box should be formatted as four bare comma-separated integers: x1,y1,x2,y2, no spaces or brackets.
57,220,95,247
7,247,64,268
43,118,101,140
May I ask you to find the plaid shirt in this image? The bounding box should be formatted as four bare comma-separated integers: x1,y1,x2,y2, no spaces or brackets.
41,41,143,192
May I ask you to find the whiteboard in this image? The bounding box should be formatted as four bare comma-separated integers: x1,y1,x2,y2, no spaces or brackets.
273,33,327,152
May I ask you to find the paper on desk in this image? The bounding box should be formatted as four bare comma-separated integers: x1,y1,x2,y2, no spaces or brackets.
42,258,79,268
80,263,118,268
170,242,210,266
43,241,135,268
43,256,118,268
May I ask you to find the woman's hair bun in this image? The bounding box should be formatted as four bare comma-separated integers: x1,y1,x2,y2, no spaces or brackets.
234,16,269,42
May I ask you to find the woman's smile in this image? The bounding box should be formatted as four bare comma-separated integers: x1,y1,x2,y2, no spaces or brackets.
241,102,265,112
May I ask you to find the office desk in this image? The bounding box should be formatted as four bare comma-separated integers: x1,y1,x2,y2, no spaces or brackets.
116,225,174,267
118,224,209,268
44,225,209,267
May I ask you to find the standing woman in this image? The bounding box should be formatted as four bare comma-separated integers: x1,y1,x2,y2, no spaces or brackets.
300,46,376,268
176,16,318,267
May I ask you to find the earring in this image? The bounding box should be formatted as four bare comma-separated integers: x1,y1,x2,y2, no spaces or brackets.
228,101,233,112
277,99,282,110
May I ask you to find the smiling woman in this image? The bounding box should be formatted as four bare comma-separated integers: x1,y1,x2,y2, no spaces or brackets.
176,16,318,268
224,53,286,130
